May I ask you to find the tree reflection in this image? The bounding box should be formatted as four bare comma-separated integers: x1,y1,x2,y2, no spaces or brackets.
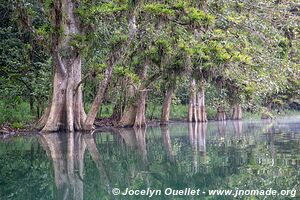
160,125,174,163
218,121,226,138
39,132,114,200
232,120,242,137
39,132,85,200
188,122,207,173
118,127,148,166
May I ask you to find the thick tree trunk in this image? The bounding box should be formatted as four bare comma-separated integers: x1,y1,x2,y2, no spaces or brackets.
232,104,242,120
117,85,137,127
40,0,86,132
160,84,175,125
197,81,207,122
217,106,226,121
118,60,149,127
133,59,149,128
134,90,147,127
188,79,197,122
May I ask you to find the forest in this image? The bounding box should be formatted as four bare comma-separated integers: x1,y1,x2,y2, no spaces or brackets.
0,0,299,132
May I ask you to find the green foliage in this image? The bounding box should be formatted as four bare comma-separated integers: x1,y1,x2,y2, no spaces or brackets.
0,0,300,127
78,2,128,17
0,101,35,125
69,34,87,51
144,3,175,17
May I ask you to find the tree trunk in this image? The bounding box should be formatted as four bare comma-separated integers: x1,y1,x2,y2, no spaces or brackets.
83,10,138,131
232,104,242,120
188,79,197,122
134,90,147,127
117,85,137,127
217,106,226,121
197,81,207,122
118,60,149,127
40,0,86,132
83,59,114,130
160,84,175,125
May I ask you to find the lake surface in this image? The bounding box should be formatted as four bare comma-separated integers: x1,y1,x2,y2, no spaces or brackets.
1,118,300,200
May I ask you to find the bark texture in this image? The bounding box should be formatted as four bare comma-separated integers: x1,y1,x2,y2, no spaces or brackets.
188,79,198,122
117,85,137,127
134,60,149,127
41,0,86,132
197,81,207,122
232,104,242,120
160,84,175,125
217,106,226,121
117,60,149,127
40,0,139,131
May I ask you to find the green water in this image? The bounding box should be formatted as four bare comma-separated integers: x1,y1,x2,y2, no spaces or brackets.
1,118,300,200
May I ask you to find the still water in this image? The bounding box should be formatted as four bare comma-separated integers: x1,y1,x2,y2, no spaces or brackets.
1,118,300,200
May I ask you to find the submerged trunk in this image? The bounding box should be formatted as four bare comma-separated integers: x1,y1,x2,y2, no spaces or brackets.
232,104,242,120
117,85,137,127
160,84,175,125
217,106,226,121
134,60,149,127
134,90,147,127
197,81,207,122
188,79,197,122
40,0,86,132
118,60,149,127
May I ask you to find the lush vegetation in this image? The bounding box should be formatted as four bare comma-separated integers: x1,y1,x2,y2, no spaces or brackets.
0,0,299,130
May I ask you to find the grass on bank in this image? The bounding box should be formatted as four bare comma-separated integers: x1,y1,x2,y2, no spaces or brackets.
1,100,300,128
0,101,35,128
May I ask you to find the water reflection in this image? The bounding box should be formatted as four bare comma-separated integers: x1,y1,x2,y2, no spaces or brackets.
39,132,86,200
39,132,114,200
232,120,242,136
160,126,174,163
2,118,300,199
118,128,148,166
